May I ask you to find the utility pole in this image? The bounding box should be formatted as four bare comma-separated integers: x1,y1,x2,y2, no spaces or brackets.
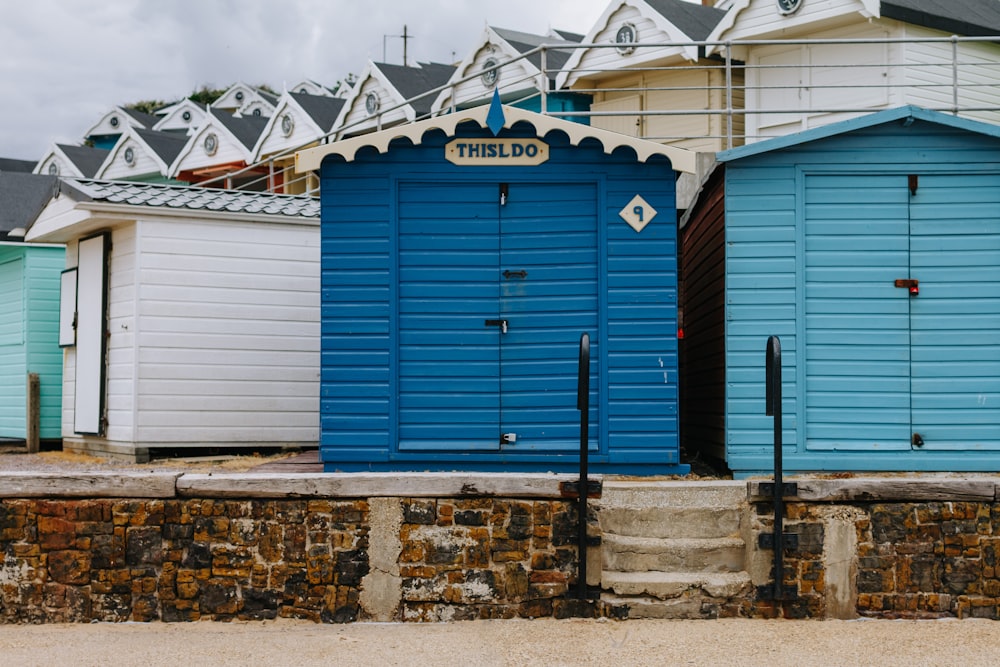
401,25,411,66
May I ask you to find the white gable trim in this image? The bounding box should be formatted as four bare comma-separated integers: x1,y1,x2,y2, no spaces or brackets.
252,93,325,160
296,104,696,173
332,61,416,139
431,26,544,114
153,100,206,133
33,145,86,178
168,110,253,177
95,127,171,179
557,0,703,90
83,106,146,139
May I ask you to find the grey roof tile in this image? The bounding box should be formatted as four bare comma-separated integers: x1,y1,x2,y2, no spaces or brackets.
60,178,319,218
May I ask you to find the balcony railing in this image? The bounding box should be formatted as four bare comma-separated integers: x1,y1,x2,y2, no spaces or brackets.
200,34,1000,192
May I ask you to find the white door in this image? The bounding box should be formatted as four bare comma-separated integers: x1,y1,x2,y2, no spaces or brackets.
74,233,109,434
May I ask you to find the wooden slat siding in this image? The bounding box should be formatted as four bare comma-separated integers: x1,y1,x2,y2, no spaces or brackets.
101,140,160,180
61,240,77,437
446,48,537,111
903,26,1000,126
679,167,726,461
0,251,25,437
565,4,690,92
724,118,1000,475
803,173,911,452
106,225,136,443
604,156,678,465
24,247,66,439
721,0,861,43
910,173,1000,451
321,128,681,472
133,218,319,444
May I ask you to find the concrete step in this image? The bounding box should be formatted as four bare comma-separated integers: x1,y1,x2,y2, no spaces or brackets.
602,534,746,573
602,570,752,600
599,480,746,510
599,505,742,540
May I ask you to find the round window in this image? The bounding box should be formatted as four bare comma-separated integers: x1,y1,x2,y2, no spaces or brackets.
109,115,120,128
47,162,59,176
235,91,245,102
481,58,500,88
252,108,261,116
182,110,192,122
776,0,804,14
615,23,637,55
123,147,135,166
203,133,218,156
365,92,380,115
281,113,295,137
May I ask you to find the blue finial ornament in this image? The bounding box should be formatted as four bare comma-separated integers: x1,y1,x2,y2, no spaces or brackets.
486,88,505,136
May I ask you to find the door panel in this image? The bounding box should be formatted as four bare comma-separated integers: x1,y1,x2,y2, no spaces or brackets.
396,180,599,455
804,174,911,451
397,182,500,451
909,173,1000,450
499,182,598,451
75,234,109,435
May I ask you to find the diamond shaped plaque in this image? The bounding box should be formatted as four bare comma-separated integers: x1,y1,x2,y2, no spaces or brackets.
620,195,657,233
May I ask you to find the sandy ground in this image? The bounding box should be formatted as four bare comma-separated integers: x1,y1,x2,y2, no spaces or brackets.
1,617,999,667
0,444,302,473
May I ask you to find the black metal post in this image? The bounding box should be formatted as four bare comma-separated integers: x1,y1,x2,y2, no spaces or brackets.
760,335,797,600
575,332,590,600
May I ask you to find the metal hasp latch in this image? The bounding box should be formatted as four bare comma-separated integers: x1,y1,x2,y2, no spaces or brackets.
895,278,919,296
484,318,508,334
501,432,517,445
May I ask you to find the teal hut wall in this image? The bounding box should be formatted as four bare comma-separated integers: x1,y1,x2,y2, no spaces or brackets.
720,110,1000,475
0,245,65,439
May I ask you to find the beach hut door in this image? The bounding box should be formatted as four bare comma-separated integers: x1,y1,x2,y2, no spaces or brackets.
804,173,1000,453
396,180,599,455
74,233,109,435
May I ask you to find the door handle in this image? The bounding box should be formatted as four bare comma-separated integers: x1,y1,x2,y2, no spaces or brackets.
485,319,508,334
503,269,527,280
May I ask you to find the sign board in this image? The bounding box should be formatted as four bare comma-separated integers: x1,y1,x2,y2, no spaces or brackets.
445,138,548,166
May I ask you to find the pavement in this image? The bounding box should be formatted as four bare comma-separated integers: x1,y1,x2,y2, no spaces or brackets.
2,617,1000,666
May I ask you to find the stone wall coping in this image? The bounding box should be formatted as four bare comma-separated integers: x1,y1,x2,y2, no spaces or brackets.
748,476,1000,503
0,472,182,498
176,472,593,499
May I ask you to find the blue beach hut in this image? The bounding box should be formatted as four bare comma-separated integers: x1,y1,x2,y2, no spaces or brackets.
297,102,695,473
689,106,1000,476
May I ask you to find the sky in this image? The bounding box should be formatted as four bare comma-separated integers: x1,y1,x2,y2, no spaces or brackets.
0,0,614,162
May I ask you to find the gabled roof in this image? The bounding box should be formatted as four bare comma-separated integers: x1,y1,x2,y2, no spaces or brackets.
379,62,457,116
34,144,109,178
717,105,1000,162
0,158,36,173
334,61,457,137
0,173,57,240
882,0,1000,36
153,99,207,133
214,111,270,151
290,92,346,132
297,102,697,173
707,0,1000,47
169,109,269,178
96,127,189,179
26,178,319,243
557,0,727,89
432,26,581,114
83,106,157,138
252,92,346,160
289,79,336,97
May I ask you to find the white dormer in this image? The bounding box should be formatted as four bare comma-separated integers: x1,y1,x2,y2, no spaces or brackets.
213,82,271,112
153,99,207,134
431,26,577,114
333,61,455,139
96,127,187,181
289,79,334,97
169,108,268,183
33,144,109,179
238,98,276,119
253,92,345,161
556,0,710,90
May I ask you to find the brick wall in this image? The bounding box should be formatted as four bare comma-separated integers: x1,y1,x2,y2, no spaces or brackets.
751,498,1000,620
0,495,583,623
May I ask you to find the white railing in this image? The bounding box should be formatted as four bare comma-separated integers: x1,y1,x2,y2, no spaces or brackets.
200,35,1000,192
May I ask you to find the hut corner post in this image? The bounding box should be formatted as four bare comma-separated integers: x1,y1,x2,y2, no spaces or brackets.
26,373,40,453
